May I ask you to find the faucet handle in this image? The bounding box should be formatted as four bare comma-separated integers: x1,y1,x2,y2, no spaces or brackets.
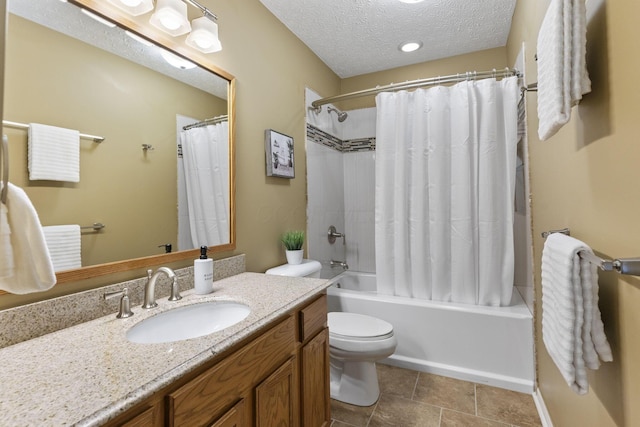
104,287,134,319
328,225,346,245
168,276,182,302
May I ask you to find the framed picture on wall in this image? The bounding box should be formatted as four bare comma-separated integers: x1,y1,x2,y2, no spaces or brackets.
265,129,295,178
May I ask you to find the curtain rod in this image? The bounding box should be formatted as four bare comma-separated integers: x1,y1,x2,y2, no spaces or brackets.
182,114,228,131
311,67,521,111
2,120,104,143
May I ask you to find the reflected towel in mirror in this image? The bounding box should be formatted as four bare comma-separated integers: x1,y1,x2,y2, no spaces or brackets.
43,225,81,272
28,123,80,182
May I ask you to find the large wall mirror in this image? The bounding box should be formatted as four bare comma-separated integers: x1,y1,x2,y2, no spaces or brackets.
2,0,235,289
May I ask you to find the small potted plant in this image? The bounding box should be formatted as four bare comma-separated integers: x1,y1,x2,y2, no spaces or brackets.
281,230,305,265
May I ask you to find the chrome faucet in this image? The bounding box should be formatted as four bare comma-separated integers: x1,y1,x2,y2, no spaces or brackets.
330,260,349,270
142,267,181,309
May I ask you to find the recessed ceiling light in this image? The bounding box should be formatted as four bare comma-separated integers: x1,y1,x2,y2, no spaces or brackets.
399,41,423,53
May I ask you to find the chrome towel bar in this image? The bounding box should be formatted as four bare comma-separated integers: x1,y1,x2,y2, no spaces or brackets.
81,223,105,231
542,228,640,275
2,120,105,143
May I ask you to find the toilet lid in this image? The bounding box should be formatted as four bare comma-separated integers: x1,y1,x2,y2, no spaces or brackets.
328,312,393,338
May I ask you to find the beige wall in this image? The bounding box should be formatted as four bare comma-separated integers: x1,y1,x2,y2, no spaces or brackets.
210,0,341,273
4,14,227,268
507,0,640,425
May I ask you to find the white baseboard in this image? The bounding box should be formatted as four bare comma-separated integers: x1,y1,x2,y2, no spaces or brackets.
533,387,554,427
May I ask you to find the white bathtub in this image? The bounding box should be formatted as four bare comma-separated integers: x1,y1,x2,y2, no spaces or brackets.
326,271,535,393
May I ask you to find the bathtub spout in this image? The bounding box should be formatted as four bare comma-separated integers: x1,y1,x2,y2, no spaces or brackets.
330,260,349,270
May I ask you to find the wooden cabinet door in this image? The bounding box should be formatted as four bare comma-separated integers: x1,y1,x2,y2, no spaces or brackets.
255,357,299,427
116,403,162,427
210,400,246,427
168,317,295,426
301,328,330,427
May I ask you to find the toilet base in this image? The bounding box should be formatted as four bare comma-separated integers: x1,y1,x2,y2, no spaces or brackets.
330,358,380,406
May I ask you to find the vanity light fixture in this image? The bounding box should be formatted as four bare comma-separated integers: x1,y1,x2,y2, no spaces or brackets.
107,0,154,16
150,0,191,36
399,41,423,53
105,0,223,54
185,16,222,53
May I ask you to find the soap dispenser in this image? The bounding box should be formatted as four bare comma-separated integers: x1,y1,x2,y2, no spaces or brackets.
194,246,214,294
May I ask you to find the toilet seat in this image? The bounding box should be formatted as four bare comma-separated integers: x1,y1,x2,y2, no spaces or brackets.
328,312,393,339
328,312,396,355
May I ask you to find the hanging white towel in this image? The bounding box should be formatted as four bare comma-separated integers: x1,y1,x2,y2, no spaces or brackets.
0,195,13,279
541,233,612,395
28,123,80,182
43,225,82,272
537,0,591,141
0,183,56,294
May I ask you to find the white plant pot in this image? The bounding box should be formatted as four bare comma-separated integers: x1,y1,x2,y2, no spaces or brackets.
285,249,303,265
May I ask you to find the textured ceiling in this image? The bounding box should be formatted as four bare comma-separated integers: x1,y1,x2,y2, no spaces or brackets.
259,0,517,78
9,0,228,100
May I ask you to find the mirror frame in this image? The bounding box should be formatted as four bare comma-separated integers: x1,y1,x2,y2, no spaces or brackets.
4,0,236,287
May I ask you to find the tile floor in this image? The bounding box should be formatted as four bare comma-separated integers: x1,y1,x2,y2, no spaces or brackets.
330,364,542,427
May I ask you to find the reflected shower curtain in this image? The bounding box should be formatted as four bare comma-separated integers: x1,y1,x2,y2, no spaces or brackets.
375,76,519,306
180,121,230,248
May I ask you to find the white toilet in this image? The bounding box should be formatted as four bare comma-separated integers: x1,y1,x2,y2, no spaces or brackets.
265,260,397,407
327,312,396,406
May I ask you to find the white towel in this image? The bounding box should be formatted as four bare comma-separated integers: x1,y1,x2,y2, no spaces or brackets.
537,0,591,141
28,123,80,182
541,233,612,394
0,195,13,279
43,225,82,272
0,183,56,294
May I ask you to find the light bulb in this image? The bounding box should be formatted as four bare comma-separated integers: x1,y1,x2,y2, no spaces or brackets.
107,0,153,16
150,0,191,36
186,17,222,53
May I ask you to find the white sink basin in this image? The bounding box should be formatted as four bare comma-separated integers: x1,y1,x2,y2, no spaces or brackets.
126,301,251,344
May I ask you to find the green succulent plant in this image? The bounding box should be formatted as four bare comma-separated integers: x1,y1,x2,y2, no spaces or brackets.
281,230,305,250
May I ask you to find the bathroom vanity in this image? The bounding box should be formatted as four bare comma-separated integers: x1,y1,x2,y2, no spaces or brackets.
0,273,331,426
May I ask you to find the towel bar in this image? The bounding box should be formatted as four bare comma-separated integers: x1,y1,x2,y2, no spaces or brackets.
542,227,640,275
2,120,105,143
81,223,105,231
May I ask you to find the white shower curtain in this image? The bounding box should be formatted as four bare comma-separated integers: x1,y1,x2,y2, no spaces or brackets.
180,121,230,248
375,76,519,306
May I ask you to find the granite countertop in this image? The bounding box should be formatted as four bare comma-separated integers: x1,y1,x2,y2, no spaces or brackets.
0,272,330,426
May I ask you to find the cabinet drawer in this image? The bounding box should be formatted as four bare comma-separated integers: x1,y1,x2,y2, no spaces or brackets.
167,316,295,426
299,295,327,343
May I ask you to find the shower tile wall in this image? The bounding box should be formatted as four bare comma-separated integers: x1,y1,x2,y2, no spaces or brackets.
305,88,377,272
306,140,346,267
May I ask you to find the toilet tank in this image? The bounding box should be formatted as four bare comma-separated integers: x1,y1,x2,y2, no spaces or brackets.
265,260,322,278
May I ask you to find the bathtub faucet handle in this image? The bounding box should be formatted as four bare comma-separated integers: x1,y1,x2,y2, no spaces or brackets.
328,225,346,245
